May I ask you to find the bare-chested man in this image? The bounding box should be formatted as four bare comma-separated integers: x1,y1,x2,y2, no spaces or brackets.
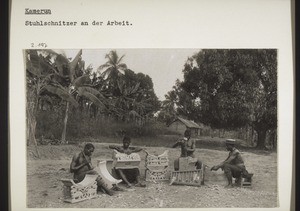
211,139,251,188
109,136,146,188
172,129,202,171
70,143,122,195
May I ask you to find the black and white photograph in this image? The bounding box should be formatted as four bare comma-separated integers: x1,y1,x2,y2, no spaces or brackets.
25,48,278,208
9,0,293,210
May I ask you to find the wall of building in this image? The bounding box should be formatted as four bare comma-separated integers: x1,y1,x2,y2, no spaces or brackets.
168,121,201,137
168,121,186,135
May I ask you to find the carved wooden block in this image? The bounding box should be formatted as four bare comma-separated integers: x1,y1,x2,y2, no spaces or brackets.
145,150,170,181
61,174,98,203
95,160,122,189
145,169,170,181
170,169,204,186
112,150,141,169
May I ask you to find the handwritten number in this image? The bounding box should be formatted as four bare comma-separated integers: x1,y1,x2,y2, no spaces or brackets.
30,43,48,48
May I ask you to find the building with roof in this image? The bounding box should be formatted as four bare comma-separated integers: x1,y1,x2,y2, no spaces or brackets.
167,117,202,137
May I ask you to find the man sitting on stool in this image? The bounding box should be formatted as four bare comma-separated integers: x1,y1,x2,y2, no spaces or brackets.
109,136,146,188
211,139,250,188
172,129,202,171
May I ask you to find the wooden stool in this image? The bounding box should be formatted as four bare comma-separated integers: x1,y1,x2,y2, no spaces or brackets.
145,150,170,181
241,173,253,188
178,157,198,171
170,167,204,186
61,174,98,203
95,160,122,189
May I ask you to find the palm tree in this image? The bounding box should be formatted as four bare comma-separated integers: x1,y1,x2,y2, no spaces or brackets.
97,50,127,95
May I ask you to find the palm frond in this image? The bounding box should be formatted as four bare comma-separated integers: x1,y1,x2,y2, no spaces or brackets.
77,86,101,97
117,55,125,64
69,49,83,81
100,68,113,80
72,74,90,88
117,63,127,70
27,52,42,77
55,54,69,77
43,85,78,107
79,91,105,108
97,63,111,72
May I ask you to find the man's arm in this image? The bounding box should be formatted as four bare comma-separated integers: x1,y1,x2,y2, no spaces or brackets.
187,140,195,152
172,141,182,148
70,154,88,173
211,152,237,171
128,146,143,153
109,145,124,153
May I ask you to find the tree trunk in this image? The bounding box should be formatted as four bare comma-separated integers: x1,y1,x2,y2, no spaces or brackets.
256,128,267,149
61,102,69,144
271,129,277,150
27,88,40,157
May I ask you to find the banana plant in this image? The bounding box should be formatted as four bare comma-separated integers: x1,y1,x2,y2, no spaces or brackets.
26,49,79,156
26,49,106,147
53,50,107,143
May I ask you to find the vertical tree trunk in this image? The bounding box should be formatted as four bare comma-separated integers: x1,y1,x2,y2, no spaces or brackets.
271,129,277,150
256,128,267,149
61,102,69,144
27,88,40,158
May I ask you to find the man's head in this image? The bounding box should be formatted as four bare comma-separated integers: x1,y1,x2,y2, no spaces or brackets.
122,136,131,149
225,139,236,151
184,129,191,139
83,143,95,156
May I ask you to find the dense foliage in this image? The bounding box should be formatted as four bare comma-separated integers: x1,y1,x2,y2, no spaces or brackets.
160,49,277,149
26,50,161,148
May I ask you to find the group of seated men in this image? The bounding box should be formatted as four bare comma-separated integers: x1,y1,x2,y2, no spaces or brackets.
70,129,251,196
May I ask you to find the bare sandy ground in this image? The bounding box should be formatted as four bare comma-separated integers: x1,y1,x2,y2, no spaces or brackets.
27,143,278,208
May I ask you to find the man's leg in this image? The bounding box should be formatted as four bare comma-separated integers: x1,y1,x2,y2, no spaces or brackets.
116,169,132,188
223,164,234,187
96,176,114,196
223,164,243,188
85,170,114,195
174,158,179,171
195,159,202,170
134,168,146,187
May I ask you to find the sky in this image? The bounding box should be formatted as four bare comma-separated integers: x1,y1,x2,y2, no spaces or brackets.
58,49,200,100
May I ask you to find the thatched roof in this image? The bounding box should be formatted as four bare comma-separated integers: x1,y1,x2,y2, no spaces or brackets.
169,117,201,129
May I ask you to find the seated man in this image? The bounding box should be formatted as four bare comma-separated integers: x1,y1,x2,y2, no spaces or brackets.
70,143,122,196
211,139,251,188
172,129,202,171
109,136,146,188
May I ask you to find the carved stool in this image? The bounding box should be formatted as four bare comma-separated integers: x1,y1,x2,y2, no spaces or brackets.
241,173,253,188
112,150,141,169
61,174,98,203
170,157,205,186
170,168,204,186
95,160,122,189
178,157,198,171
145,150,169,181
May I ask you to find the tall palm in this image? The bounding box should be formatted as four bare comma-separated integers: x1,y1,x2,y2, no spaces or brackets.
162,91,177,115
97,50,127,95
